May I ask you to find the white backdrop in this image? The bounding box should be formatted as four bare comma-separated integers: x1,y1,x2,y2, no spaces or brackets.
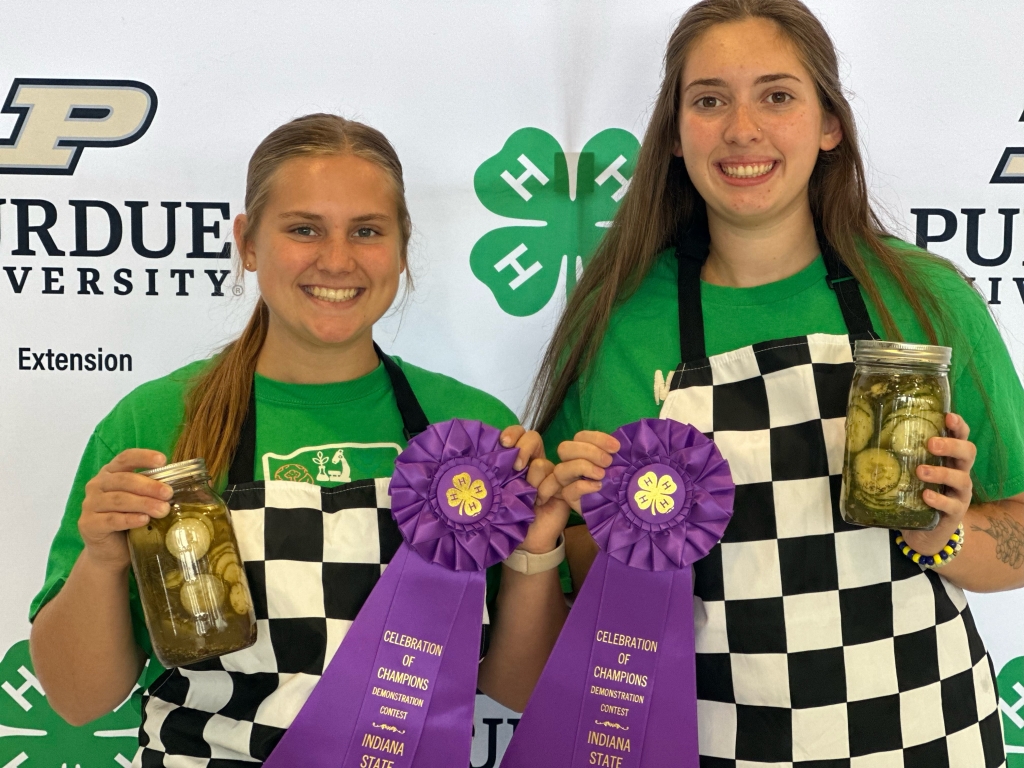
1,2,1022,764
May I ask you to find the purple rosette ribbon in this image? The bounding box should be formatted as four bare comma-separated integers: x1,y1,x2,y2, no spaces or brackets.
503,418,734,768
265,419,534,768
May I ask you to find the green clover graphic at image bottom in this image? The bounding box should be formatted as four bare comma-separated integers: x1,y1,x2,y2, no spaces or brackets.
0,640,140,766
471,127,640,317
1000,655,1024,767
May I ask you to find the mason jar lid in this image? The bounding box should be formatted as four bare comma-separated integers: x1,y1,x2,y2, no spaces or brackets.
140,458,210,485
854,339,951,367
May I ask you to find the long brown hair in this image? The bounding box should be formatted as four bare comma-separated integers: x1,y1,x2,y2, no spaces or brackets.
173,114,413,479
529,0,964,433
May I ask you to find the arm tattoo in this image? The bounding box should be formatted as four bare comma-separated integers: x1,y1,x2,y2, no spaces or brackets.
971,510,1024,569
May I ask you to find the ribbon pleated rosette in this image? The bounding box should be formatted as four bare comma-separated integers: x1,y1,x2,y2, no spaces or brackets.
264,419,534,768
503,418,734,768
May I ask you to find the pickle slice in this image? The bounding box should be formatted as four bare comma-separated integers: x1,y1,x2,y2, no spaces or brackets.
852,448,901,495
181,511,216,540
180,574,226,617
229,583,251,615
853,487,899,511
886,405,945,432
163,569,184,590
165,518,212,560
890,417,940,454
213,550,241,578
846,404,874,453
129,523,164,549
868,381,891,397
221,562,243,585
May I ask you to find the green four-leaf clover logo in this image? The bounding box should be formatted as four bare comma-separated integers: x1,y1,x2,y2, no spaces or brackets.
1000,655,1024,766
471,127,640,316
0,640,140,766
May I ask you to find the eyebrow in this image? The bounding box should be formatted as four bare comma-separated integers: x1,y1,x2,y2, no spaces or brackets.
683,73,801,91
278,210,325,220
277,211,393,223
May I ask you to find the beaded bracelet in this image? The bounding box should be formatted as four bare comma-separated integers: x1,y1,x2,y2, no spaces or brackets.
895,523,965,569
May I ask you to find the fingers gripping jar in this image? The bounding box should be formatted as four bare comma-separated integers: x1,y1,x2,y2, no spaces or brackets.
130,459,256,667
840,341,952,531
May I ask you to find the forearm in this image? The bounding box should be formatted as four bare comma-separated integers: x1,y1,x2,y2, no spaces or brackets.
477,565,569,712
29,550,145,726
936,496,1024,592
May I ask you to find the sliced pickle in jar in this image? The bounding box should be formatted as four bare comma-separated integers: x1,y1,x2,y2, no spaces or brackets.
229,583,251,615
846,404,874,453
868,381,891,398
889,417,940,454
180,574,226,617
852,448,901,495
886,407,944,433
221,562,243,585
165,518,212,560
178,509,216,539
129,523,164,549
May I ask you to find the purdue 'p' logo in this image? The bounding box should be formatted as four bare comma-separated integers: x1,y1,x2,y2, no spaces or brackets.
0,78,157,175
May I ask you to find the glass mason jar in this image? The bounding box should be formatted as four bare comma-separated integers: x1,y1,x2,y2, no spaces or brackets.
840,340,951,531
129,458,256,667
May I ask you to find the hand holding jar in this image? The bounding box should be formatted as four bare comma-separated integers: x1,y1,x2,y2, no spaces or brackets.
903,411,977,557
79,448,174,572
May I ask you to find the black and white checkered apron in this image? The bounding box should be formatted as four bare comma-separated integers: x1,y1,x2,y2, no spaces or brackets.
135,348,489,767
659,223,1005,767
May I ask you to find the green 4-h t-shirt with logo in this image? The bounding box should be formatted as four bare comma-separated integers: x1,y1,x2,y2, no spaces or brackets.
30,356,517,690
545,241,1024,507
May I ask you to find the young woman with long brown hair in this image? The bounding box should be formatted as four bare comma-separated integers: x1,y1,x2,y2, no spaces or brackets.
535,1,1024,764
29,114,569,763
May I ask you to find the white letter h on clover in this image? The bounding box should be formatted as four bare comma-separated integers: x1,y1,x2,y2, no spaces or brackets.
1002,681,1024,729
2,666,44,711
596,155,631,202
501,154,550,201
494,243,542,290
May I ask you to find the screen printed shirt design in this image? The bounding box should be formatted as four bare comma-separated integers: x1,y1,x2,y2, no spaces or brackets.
263,442,402,486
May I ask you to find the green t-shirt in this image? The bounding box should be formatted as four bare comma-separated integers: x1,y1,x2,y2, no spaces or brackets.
31,356,518,690
545,242,1024,505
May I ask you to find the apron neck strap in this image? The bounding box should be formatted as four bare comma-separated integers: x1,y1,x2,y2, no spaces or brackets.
815,219,876,338
373,342,430,440
226,343,429,486
674,209,877,364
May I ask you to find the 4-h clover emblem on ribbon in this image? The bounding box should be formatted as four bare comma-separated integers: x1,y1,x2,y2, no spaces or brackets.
471,127,640,316
446,471,488,517
0,640,140,766
633,471,678,516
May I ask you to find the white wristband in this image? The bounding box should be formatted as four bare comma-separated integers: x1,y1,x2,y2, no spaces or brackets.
503,535,565,575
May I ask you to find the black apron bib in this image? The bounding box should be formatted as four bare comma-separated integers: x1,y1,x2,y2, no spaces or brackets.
137,346,445,767
658,220,1004,767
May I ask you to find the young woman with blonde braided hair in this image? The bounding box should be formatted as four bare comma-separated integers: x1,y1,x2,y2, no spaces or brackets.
30,114,569,764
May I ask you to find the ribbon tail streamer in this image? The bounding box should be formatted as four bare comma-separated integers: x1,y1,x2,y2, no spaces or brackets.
264,544,484,768
501,551,610,767
503,552,699,767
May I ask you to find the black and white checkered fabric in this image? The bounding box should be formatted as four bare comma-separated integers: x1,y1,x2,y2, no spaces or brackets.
661,333,1005,768
135,477,489,767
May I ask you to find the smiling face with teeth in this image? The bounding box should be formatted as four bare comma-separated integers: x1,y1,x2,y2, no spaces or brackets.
235,153,405,380
675,17,842,230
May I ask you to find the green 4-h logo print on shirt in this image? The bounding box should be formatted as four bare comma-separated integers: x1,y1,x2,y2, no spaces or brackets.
471,127,640,316
1001,655,1024,766
0,640,140,766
